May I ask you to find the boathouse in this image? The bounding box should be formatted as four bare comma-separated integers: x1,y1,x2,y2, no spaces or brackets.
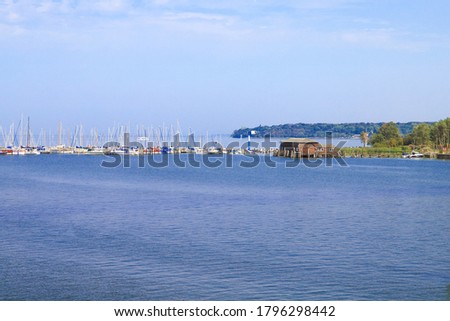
278,138,321,158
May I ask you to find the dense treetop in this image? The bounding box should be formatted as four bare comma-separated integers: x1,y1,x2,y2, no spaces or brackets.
231,122,433,138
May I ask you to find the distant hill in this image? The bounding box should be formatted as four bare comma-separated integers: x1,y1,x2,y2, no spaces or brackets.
231,122,434,138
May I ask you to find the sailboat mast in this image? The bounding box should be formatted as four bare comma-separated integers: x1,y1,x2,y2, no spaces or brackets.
58,121,62,146
79,124,83,147
26,116,31,147
19,114,23,147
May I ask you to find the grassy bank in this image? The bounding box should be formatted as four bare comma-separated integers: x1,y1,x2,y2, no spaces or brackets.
340,147,407,158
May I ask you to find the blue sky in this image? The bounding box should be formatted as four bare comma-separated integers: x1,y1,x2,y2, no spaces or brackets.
1,0,449,134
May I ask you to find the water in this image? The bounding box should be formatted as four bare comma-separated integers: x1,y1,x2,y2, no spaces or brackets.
0,155,448,301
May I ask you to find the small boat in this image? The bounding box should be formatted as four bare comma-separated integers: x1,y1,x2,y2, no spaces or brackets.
403,150,424,158
230,148,243,155
73,147,89,154
150,147,161,154
207,146,221,154
189,147,204,154
37,146,51,154
86,147,104,155
25,148,40,155
1,148,13,155
13,148,26,155
161,146,172,154
109,148,126,155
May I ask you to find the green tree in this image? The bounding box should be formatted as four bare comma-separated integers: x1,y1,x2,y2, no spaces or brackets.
369,122,403,147
403,133,414,146
431,117,450,151
411,123,431,147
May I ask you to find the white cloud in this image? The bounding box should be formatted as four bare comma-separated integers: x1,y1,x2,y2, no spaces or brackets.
82,0,130,13
335,28,431,51
0,0,446,52
164,12,229,22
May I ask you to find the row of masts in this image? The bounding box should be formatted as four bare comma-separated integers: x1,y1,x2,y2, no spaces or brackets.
0,117,220,149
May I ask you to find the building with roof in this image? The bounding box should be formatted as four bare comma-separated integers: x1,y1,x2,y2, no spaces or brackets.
278,138,321,158
276,138,339,158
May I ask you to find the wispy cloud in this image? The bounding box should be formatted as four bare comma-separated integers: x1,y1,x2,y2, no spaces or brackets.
0,0,366,30
0,0,447,51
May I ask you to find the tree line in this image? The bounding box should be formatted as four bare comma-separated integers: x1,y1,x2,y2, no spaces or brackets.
232,122,434,139
365,118,450,151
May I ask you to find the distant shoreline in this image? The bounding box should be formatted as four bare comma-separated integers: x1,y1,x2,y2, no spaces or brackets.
231,121,435,138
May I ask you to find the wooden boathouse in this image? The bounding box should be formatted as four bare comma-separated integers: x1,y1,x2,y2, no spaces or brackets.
276,138,337,158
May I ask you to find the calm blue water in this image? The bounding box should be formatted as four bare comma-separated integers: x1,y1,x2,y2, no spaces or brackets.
0,155,449,301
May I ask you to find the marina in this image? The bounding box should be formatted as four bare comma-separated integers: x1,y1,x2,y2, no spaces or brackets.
0,118,247,156
2,118,448,160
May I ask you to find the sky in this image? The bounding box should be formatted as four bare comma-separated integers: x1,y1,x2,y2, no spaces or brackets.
1,0,450,135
